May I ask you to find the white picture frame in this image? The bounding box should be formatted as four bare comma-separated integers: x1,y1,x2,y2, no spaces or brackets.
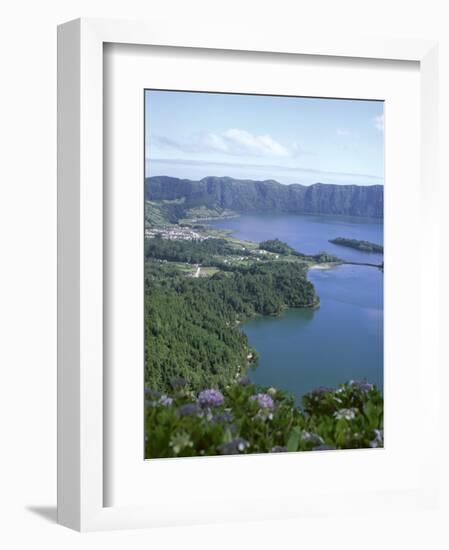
57,17,440,531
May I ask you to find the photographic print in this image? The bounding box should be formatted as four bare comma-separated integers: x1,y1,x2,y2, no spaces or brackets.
144,90,384,459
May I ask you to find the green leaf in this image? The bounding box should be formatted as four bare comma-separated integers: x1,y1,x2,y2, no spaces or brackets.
223,428,233,443
364,401,380,428
286,426,302,452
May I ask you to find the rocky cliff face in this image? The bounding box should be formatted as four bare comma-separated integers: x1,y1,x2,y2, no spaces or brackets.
145,176,384,219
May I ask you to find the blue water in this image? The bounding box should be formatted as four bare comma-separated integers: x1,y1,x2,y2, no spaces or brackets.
209,213,383,263
208,213,384,402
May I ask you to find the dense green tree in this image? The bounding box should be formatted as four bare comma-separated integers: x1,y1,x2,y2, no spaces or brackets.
259,238,295,255
145,236,249,265
329,237,383,253
145,259,318,392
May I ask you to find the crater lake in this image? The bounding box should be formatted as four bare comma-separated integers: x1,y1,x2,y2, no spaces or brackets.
207,213,384,402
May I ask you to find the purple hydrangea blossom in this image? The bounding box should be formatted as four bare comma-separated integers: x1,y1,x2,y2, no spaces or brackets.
237,376,251,386
349,380,374,392
198,389,224,408
159,395,173,407
250,393,274,410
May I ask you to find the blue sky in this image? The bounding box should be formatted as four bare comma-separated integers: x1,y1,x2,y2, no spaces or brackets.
145,90,384,186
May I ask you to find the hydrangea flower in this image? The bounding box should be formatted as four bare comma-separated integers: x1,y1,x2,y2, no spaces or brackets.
370,428,384,448
250,393,274,410
218,438,249,455
169,431,193,455
349,380,374,392
237,376,251,386
177,403,201,417
159,395,173,407
198,389,224,408
267,387,277,396
334,408,357,420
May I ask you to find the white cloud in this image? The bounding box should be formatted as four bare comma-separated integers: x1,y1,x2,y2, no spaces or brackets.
374,114,384,132
337,128,351,136
222,128,290,157
152,128,295,158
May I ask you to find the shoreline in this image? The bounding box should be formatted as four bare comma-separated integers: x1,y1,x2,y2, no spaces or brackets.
307,262,339,270
183,213,240,223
